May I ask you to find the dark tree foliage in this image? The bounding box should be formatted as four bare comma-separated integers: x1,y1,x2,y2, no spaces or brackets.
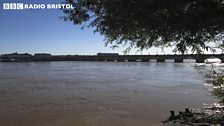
62,0,224,54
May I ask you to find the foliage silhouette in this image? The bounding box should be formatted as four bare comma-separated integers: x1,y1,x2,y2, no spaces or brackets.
62,0,224,54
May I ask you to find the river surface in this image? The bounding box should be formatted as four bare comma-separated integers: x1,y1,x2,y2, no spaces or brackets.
0,62,217,126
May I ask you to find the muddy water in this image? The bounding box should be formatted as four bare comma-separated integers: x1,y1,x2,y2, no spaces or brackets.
0,62,217,126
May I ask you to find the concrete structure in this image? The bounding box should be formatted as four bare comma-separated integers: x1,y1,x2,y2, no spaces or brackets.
1,53,224,63
51,54,224,63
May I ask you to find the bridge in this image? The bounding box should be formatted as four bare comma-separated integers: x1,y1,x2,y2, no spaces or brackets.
1,54,224,63
48,54,224,63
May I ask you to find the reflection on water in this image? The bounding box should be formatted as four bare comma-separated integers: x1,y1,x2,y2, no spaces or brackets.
0,62,217,126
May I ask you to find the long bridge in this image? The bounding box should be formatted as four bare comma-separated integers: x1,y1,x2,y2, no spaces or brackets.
1,53,224,63
51,54,224,63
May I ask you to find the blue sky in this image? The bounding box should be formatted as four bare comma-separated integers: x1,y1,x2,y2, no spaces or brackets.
0,0,172,55
0,0,221,55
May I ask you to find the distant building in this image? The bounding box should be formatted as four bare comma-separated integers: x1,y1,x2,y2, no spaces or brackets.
0,53,32,59
34,53,51,58
97,53,119,56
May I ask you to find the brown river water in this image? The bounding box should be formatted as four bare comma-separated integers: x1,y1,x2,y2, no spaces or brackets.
0,62,217,126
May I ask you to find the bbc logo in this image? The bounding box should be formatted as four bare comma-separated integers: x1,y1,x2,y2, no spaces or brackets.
3,3,23,10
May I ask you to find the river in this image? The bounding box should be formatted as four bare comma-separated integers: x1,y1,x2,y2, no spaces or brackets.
0,62,217,126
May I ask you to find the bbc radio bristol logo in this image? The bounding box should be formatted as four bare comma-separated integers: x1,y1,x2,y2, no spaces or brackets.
3,3,75,10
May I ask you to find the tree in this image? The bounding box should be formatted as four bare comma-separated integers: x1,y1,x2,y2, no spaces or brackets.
62,0,224,54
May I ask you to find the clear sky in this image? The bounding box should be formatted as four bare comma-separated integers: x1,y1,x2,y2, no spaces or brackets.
0,0,221,55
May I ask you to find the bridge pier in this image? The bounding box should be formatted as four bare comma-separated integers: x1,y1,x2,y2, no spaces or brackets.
117,59,124,62
157,58,165,62
196,59,205,63
219,55,224,63
175,58,183,63
128,59,136,62
106,58,114,62
142,59,150,62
